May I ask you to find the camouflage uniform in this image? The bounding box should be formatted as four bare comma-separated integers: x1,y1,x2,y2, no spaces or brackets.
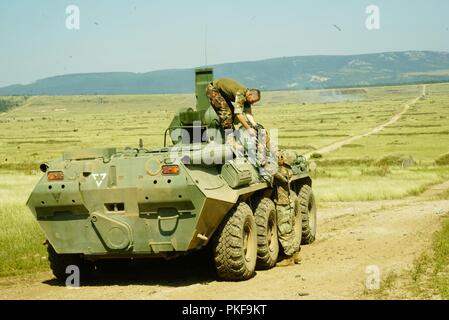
205,78,250,130
206,78,254,156
273,150,302,264
274,161,298,256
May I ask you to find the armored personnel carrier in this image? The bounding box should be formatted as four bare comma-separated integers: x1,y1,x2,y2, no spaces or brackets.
27,68,316,282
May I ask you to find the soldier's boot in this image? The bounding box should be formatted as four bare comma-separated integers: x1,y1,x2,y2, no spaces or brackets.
276,255,295,267
293,252,302,264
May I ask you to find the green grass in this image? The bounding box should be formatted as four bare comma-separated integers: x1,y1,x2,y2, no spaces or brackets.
364,217,449,300
431,220,449,298
312,165,449,202
436,152,449,166
0,204,47,277
0,163,42,175
407,218,449,299
438,189,449,200
362,270,400,298
0,83,427,166
326,92,449,164
0,172,47,277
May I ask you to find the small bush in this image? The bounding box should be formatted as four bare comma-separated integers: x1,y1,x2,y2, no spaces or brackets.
342,144,363,148
376,154,416,167
316,158,374,167
361,166,391,177
310,153,323,159
0,96,28,113
406,219,449,299
376,154,403,166
0,163,40,175
436,153,449,166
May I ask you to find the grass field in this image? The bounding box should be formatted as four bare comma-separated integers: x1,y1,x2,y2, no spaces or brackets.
1,82,449,278
0,84,427,165
313,165,449,202
327,84,449,163
410,218,449,299
369,217,449,299
0,173,46,277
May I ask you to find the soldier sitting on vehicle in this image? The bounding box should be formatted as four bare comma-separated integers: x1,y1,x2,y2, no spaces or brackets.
206,78,261,156
273,150,302,267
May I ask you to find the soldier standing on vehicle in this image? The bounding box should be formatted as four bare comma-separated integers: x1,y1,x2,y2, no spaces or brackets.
206,78,261,152
274,150,302,266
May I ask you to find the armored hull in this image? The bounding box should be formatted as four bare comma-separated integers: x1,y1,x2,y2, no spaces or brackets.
26,68,317,281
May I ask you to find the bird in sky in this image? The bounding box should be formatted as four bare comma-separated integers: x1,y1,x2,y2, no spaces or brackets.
333,24,342,31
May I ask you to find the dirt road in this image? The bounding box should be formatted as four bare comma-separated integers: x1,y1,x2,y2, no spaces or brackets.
305,87,425,158
1,181,448,300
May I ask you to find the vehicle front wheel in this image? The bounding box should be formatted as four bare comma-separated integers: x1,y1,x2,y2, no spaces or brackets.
47,243,95,283
213,202,257,281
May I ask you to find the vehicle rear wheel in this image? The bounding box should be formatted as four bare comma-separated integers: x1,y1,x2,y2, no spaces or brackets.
213,202,257,281
254,198,279,270
47,243,95,283
297,184,317,244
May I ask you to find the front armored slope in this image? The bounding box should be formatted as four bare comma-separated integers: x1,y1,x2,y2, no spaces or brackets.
26,147,238,257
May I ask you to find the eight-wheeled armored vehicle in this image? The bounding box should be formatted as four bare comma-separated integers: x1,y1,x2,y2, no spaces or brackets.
27,68,317,282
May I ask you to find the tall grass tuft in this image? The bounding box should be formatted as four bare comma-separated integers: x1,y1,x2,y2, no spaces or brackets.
407,219,449,298
436,152,449,166
0,204,47,277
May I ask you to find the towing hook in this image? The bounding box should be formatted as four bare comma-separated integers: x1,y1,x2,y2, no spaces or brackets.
40,163,49,173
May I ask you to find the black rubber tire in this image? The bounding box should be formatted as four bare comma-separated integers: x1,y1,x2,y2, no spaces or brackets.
47,244,95,283
297,185,317,245
254,198,279,270
213,202,257,281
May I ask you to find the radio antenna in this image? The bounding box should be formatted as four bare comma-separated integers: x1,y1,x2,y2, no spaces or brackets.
204,24,208,67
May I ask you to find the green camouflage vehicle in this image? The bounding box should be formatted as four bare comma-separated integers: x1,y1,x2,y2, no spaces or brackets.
27,68,317,282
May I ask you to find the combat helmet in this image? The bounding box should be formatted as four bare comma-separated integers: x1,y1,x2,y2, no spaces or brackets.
279,149,298,167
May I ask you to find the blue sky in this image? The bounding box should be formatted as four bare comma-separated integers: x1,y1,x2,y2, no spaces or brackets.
0,0,448,87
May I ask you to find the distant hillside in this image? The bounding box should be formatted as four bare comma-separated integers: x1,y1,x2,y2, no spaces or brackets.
1,51,449,95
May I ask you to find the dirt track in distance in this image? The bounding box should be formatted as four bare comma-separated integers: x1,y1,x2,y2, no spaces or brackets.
305,86,425,159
